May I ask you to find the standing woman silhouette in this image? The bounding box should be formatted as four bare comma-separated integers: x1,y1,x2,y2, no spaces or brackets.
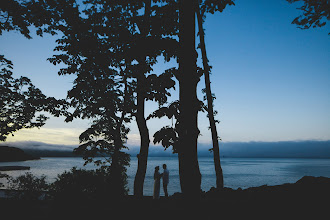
153,166,162,199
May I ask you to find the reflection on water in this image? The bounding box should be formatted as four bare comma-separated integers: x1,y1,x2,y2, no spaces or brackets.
1,157,330,196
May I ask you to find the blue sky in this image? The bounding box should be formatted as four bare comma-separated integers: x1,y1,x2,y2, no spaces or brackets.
1,0,329,146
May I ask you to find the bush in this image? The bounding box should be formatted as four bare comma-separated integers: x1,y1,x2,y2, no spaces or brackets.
7,172,49,200
0,172,9,188
50,167,128,202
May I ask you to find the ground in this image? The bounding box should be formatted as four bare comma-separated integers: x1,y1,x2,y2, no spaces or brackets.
1,176,329,219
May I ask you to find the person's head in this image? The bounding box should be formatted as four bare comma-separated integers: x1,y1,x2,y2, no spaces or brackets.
155,166,159,171
163,164,167,169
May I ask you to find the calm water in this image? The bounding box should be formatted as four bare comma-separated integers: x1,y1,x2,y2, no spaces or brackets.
1,157,330,196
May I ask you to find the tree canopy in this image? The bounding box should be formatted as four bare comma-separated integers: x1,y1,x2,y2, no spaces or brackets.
45,1,179,196
287,0,330,34
0,56,66,141
0,0,70,141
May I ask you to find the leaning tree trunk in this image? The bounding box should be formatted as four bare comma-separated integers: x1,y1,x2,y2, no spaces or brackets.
196,3,224,189
133,0,151,197
177,0,202,197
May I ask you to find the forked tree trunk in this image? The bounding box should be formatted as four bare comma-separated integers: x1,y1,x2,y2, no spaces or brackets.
196,4,224,188
177,0,202,197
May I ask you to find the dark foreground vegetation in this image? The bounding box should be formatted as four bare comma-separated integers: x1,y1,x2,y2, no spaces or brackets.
1,176,329,219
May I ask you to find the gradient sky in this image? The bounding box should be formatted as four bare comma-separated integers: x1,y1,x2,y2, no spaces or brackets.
1,0,329,146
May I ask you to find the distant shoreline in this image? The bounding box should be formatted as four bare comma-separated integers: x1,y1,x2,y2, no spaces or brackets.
0,166,30,171
14,155,330,159
2,155,330,159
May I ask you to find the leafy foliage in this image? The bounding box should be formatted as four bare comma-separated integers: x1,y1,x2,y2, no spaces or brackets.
0,55,67,141
6,172,49,200
45,3,143,196
149,98,206,153
0,172,9,188
145,68,176,105
149,0,234,153
50,167,128,201
153,126,179,152
199,0,235,16
147,100,180,120
149,101,179,152
287,0,329,34
73,117,131,190
0,1,71,141
47,2,179,195
0,0,78,38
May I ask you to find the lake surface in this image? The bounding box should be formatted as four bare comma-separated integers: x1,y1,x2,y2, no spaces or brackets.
1,157,330,196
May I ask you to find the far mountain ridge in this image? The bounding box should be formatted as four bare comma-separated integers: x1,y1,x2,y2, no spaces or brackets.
1,140,329,158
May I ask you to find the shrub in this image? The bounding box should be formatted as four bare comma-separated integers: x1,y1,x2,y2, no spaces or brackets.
0,172,9,188
6,172,49,200
50,167,128,202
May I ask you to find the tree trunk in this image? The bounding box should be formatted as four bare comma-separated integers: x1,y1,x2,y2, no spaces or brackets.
196,4,224,188
177,0,201,197
133,0,152,197
133,71,150,197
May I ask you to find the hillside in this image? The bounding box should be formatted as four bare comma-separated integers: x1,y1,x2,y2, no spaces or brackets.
0,146,40,162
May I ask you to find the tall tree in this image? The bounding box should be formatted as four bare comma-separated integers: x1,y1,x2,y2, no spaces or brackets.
196,2,223,189
176,0,202,196
133,0,177,197
48,0,177,196
133,0,153,197
150,0,233,196
196,0,234,189
48,1,136,195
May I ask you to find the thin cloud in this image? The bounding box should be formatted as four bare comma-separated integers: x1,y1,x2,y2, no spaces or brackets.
5,128,83,145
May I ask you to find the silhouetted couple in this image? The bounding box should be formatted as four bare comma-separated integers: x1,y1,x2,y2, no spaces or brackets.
153,164,169,199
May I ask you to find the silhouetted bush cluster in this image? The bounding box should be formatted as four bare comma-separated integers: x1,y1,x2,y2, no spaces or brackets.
6,172,48,200
49,167,128,202
0,172,9,188
4,167,128,202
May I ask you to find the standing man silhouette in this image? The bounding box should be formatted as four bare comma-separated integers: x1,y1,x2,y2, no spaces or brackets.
162,164,169,197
